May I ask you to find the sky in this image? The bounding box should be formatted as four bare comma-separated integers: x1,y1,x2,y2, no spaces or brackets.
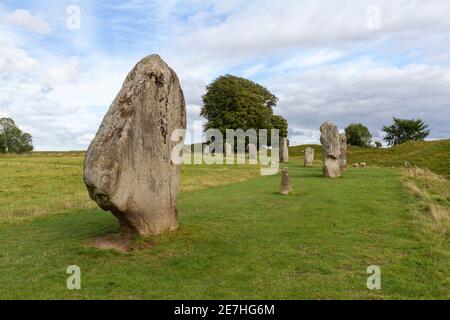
0,0,449,150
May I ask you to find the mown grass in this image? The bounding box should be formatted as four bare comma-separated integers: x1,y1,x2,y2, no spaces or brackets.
0,160,448,299
290,139,450,177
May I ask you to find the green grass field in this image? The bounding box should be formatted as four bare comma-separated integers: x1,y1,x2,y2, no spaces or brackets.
0,149,448,299
291,139,450,177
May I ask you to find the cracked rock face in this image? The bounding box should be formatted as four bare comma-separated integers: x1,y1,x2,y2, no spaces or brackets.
320,122,341,178
339,134,347,172
83,54,186,237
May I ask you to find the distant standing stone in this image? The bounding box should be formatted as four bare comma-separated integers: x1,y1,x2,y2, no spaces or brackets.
304,147,314,167
247,143,257,163
203,144,210,156
280,167,292,195
360,162,367,168
280,137,289,163
320,122,341,178
83,54,186,237
352,163,360,168
339,134,347,172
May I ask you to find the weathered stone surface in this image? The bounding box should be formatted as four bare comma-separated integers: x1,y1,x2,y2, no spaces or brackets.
339,134,347,172
320,122,341,178
83,54,186,237
280,137,289,163
304,147,314,167
280,167,292,195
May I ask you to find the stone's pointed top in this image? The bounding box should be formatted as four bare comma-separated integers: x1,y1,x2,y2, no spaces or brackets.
136,54,169,69
138,53,162,63
320,121,337,131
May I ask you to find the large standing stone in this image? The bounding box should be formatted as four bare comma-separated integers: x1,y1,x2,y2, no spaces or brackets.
83,54,186,237
320,122,341,178
304,147,314,167
280,137,289,163
280,167,292,195
339,134,347,172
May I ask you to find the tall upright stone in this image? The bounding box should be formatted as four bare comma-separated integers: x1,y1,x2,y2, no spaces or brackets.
320,122,341,178
280,137,289,163
247,143,257,164
304,147,314,167
225,142,233,157
83,54,186,237
339,134,347,172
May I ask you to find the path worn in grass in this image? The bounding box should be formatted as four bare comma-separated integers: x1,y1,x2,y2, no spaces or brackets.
0,161,448,299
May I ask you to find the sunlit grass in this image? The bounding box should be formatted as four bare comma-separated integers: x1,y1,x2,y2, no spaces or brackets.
0,154,260,221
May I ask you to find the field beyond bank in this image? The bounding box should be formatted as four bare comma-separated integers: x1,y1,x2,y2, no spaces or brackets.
290,138,450,177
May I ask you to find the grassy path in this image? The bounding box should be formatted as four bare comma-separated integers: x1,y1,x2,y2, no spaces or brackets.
0,161,448,299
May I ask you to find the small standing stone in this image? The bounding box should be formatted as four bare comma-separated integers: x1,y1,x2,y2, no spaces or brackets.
247,143,257,163
279,137,289,163
320,122,341,178
339,134,347,172
304,147,315,167
280,167,292,195
352,163,360,168
225,142,233,157
360,162,367,168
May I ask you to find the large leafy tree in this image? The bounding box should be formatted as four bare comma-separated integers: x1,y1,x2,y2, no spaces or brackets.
382,118,430,146
272,115,288,138
0,118,34,153
201,75,287,142
345,123,372,147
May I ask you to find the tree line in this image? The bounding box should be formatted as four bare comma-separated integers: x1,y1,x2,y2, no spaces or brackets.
1,75,432,154
345,118,430,147
202,75,431,148
0,118,34,154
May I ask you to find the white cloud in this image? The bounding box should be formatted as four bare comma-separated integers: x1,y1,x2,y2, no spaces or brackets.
270,61,450,144
46,57,80,84
1,9,50,34
0,41,37,72
1,0,450,150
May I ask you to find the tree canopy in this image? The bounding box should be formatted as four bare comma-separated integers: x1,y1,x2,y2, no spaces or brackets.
0,118,34,154
382,118,430,146
201,75,287,140
345,123,372,147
